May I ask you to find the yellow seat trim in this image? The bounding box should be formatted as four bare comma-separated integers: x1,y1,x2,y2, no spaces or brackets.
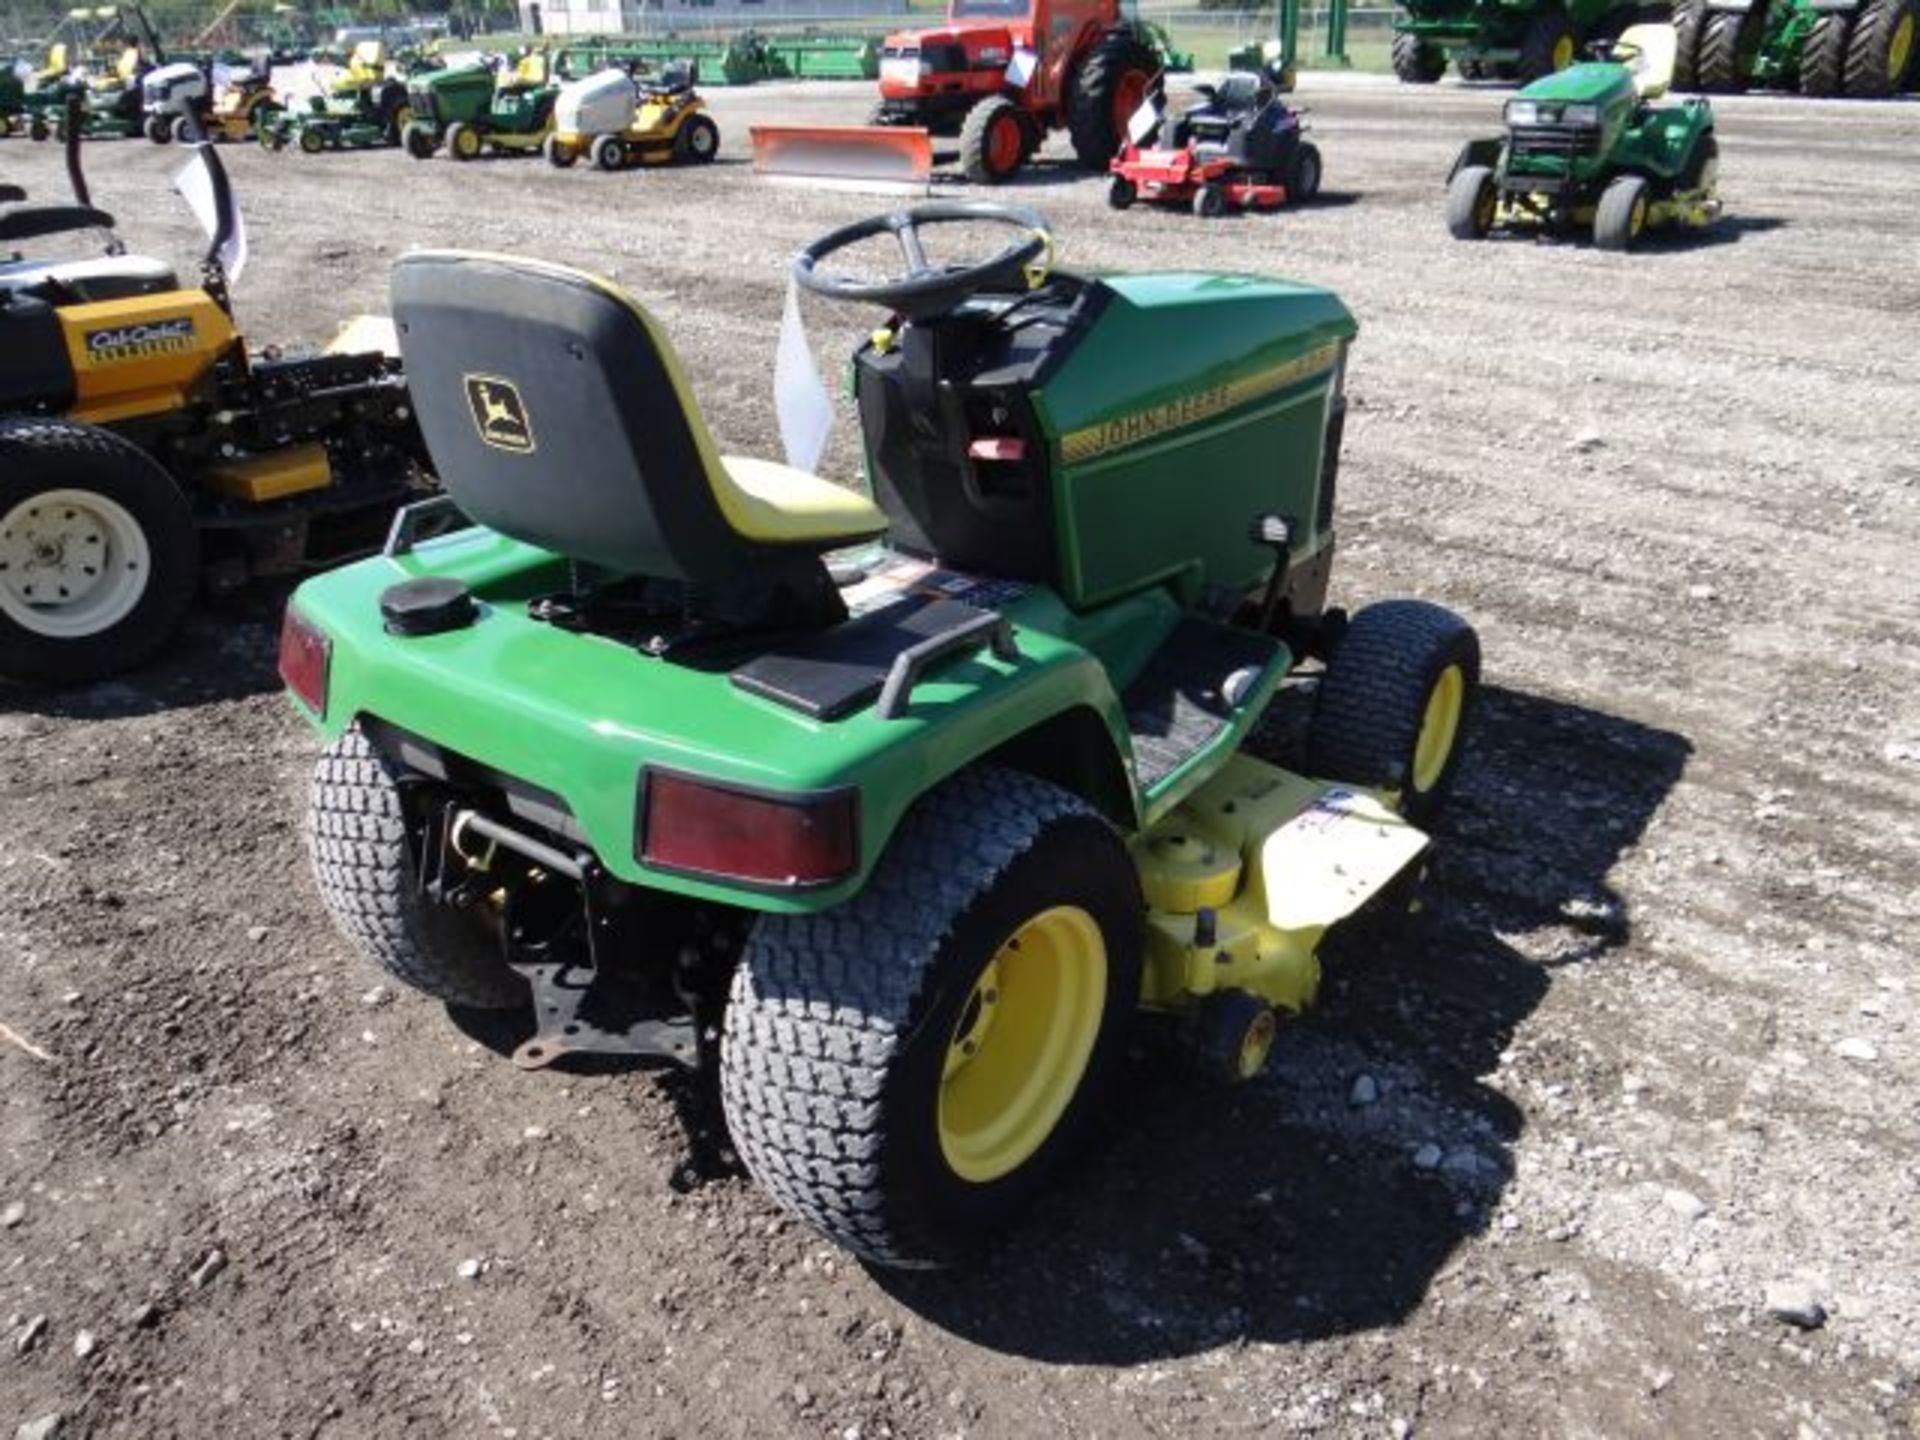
717,456,886,546
1619,23,1677,100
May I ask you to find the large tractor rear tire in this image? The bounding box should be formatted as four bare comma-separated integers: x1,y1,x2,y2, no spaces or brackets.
1391,32,1448,82
1445,163,1498,239
308,727,529,1011
1516,7,1579,80
1068,29,1157,171
1800,10,1852,93
1672,0,1709,87
1306,599,1481,825
1696,9,1754,90
722,766,1143,1267
1843,0,1919,94
959,94,1028,184
0,420,197,686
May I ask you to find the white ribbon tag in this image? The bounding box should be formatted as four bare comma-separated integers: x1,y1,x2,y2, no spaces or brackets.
173,151,248,285
774,274,834,475
1127,94,1160,145
1006,48,1037,88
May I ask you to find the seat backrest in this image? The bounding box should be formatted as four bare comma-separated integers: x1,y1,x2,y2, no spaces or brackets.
350,39,384,77
46,42,69,73
392,250,757,582
1619,22,1676,99
513,52,547,86
114,45,139,82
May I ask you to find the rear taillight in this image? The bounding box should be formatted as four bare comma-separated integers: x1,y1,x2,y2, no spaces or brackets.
640,770,857,889
278,605,331,717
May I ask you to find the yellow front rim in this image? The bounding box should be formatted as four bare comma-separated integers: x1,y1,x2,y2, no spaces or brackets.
1412,663,1465,793
1630,193,1648,237
456,126,480,157
1891,14,1914,76
938,904,1106,1184
1552,34,1575,69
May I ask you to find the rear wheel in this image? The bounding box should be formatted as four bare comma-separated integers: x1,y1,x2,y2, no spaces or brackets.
1672,0,1709,88
543,132,576,167
1799,10,1851,94
1192,181,1227,217
591,132,625,171
308,727,529,1010
143,112,169,143
29,116,50,142
1445,162,1498,238
1593,171,1651,250
297,125,325,154
959,94,1027,184
1517,7,1579,81
169,112,194,143
1107,174,1137,209
384,100,413,145
1288,140,1323,202
403,119,438,159
1844,0,1919,95
1696,9,1753,91
1306,599,1481,824
448,120,483,160
1392,32,1448,82
0,420,196,686
722,766,1143,1266
672,111,719,164
1068,30,1157,169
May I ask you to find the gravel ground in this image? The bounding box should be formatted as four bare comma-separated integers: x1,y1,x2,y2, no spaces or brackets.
2,74,1918,1440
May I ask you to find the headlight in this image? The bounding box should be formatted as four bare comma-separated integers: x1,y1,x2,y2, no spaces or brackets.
1504,99,1539,126
975,45,1008,63
880,56,923,85
1560,103,1600,127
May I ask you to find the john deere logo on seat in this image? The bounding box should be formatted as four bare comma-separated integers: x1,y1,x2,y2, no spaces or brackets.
464,375,535,454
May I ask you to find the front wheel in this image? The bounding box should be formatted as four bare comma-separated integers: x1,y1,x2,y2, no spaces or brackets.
448,121,484,160
1445,162,1498,239
1593,171,1651,250
403,120,438,159
958,94,1027,184
143,112,169,143
169,112,195,144
29,116,49,142
722,766,1144,1267
0,420,197,686
590,132,625,171
297,125,325,154
543,132,576,168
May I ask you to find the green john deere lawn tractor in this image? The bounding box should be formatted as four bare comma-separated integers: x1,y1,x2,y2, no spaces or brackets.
1447,25,1721,249
1672,0,1916,95
402,51,557,160
281,201,1481,1266
262,40,415,153
1393,0,1654,81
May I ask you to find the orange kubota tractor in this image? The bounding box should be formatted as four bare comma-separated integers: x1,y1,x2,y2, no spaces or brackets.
756,0,1159,185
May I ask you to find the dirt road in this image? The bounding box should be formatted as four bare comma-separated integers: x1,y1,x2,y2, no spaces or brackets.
3,76,1918,1438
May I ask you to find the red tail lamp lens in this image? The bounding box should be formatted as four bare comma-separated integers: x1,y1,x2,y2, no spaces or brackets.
278,606,331,716
641,771,857,888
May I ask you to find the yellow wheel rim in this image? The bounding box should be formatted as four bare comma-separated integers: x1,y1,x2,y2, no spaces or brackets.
1630,192,1648,236
1412,663,1465,793
1891,13,1914,76
1552,34,1575,69
456,126,480,157
938,904,1106,1184
1475,182,1497,232
1236,1007,1277,1080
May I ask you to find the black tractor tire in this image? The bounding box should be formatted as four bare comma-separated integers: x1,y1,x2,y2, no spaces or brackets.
1593,171,1651,250
1516,7,1579,81
1797,10,1852,93
1288,140,1323,202
543,132,576,168
1306,599,1481,825
1392,32,1448,82
307,726,529,1010
1107,174,1137,209
958,94,1027,183
0,419,197,687
591,133,625,171
1067,29,1157,170
1458,56,1487,80
29,115,50,142
1671,0,1709,87
1844,0,1919,95
143,112,169,143
672,111,720,164
1192,181,1227,217
448,121,485,160
297,125,326,154
1445,162,1498,239
721,766,1144,1267
1696,9,1753,91
403,120,438,159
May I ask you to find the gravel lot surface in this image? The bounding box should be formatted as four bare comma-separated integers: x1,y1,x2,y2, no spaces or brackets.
2,74,1918,1439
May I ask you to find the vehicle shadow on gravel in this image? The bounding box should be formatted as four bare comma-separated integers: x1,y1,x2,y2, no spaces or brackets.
874,682,1691,1363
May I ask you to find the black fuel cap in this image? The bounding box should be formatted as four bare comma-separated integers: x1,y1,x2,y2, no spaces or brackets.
380,577,478,637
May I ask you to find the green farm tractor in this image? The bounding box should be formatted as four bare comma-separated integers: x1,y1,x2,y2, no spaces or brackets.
281,203,1482,1266
1447,25,1720,249
402,51,558,160
1672,0,1917,95
262,40,414,153
1393,0,1652,81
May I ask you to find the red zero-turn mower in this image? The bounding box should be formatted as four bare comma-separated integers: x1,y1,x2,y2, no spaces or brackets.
1110,69,1322,218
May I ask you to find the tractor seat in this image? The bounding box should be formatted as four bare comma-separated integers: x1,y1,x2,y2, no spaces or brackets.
391,251,887,584
0,253,179,303
1618,22,1677,100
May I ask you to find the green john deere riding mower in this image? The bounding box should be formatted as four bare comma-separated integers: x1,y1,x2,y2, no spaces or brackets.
262,40,415,153
1393,0,1652,81
402,50,558,160
1447,25,1721,250
282,201,1481,1266
1672,0,1916,96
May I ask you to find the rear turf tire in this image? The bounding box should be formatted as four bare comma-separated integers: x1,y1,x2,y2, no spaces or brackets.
1306,599,1481,825
721,766,1143,1267
1593,171,1651,250
1391,32,1447,82
1799,10,1852,94
1696,9,1753,91
308,726,529,1010
0,420,196,686
1067,30,1157,170
672,111,719,164
959,94,1026,184
1446,163,1497,239
1192,181,1226,217
1288,140,1323,202
1843,0,1919,95
1671,0,1708,88
1516,7,1578,81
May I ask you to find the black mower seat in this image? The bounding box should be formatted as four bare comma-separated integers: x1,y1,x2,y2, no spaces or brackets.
391,251,887,583
0,253,179,303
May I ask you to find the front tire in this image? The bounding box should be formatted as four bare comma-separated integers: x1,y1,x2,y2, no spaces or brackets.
1306,599,1481,825
590,132,625,171
308,726,529,1010
1391,32,1447,82
1593,171,1651,250
1445,162,1498,239
403,120,438,159
0,420,197,686
958,94,1027,183
722,766,1144,1267
297,125,325,154
543,132,576,168
1067,29,1157,170
143,113,169,143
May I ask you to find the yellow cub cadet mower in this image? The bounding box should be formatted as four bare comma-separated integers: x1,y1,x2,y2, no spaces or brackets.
543,59,718,171
0,103,429,684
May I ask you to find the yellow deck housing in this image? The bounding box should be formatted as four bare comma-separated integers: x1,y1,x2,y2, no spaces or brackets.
206,443,334,502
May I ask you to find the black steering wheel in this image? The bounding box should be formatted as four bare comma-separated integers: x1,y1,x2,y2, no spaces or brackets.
793,201,1053,320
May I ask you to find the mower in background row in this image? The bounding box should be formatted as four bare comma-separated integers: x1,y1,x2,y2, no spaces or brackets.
1110,66,1323,217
